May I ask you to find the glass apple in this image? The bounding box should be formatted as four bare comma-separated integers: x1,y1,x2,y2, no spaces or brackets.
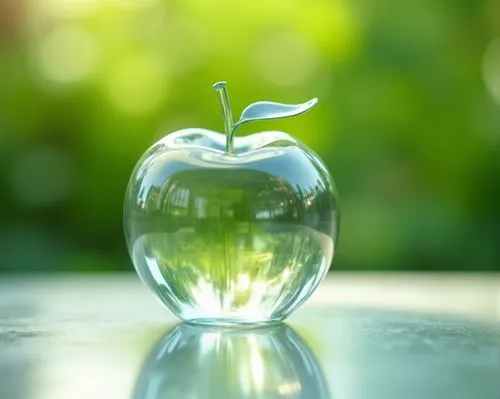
124,82,339,325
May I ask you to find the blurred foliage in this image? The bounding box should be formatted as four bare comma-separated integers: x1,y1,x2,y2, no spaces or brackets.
1,0,500,272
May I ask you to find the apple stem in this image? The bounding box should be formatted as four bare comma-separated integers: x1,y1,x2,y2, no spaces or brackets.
213,81,235,154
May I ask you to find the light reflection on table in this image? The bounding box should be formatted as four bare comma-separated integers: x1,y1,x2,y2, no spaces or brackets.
0,274,499,399
134,323,329,399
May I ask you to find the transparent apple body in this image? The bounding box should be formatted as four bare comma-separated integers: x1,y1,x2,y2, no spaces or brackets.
124,129,339,325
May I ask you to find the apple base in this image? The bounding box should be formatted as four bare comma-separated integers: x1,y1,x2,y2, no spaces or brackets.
184,317,285,329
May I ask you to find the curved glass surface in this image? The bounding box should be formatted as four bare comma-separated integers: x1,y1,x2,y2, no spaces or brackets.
124,129,339,324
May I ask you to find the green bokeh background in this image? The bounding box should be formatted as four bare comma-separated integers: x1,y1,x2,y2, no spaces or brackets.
1,0,500,272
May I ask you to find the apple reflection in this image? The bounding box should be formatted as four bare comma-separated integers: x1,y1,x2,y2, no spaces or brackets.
134,323,330,399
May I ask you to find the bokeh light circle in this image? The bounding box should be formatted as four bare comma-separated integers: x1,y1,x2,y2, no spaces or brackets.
483,38,500,105
36,26,97,85
253,30,320,87
10,145,74,207
104,54,167,115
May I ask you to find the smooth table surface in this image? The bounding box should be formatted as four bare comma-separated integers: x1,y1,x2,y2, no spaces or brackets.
1,273,500,399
